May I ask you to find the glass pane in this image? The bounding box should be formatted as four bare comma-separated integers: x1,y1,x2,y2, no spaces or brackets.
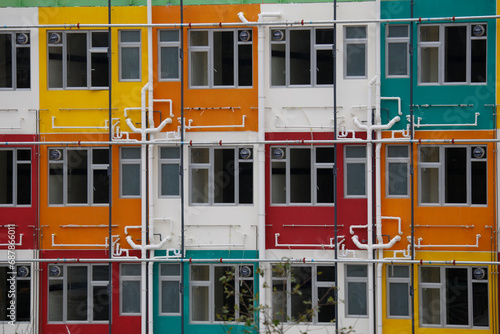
445,26,466,83
16,46,30,88
213,31,234,86
121,30,140,43
420,26,439,42
92,32,108,47
316,147,335,163
16,280,31,321
291,267,312,321
160,47,179,79
67,150,88,204
317,49,333,84
191,168,208,203
388,146,408,157
388,43,407,76
191,266,209,281
420,47,438,83
290,149,311,203
17,163,31,204
67,266,88,321
239,162,253,204
122,147,141,159
317,168,334,203
92,265,109,281
215,266,235,319
162,281,180,313
49,163,63,204
17,149,31,161
271,43,285,86
272,280,287,322
346,43,366,77
161,264,180,276
91,52,109,87
0,151,13,204
190,31,208,46
446,268,468,325
48,46,63,88
317,266,335,282
346,163,366,196
421,267,440,283
121,280,140,313
93,169,109,204
93,286,109,320
473,282,488,326
388,265,409,278
318,287,336,322
471,39,486,83
0,34,13,88
421,288,440,324
316,29,333,44
420,147,439,162
49,279,63,321
160,30,179,42
388,25,408,38
420,167,438,203
290,30,311,85
471,161,486,204
388,162,408,196
214,149,235,204
272,161,286,204
346,27,366,39
67,33,87,87
445,148,466,204
347,265,367,277
161,164,180,196
121,47,140,80
93,149,109,165
122,264,141,276
238,44,252,86
191,51,208,86
191,286,209,321
161,147,180,159
389,283,409,316
191,148,208,163
346,146,365,158
122,164,140,196
347,282,367,315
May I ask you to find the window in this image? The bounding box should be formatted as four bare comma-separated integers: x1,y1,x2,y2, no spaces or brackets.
271,28,333,86
386,145,409,197
420,266,488,327
418,23,487,84
119,30,141,81
189,29,252,88
48,31,109,89
387,265,410,318
344,146,366,197
0,32,30,89
120,264,141,315
48,264,109,322
160,264,181,315
190,264,254,323
158,30,180,80
271,264,336,324
345,265,368,317
386,25,409,77
344,26,367,78
271,146,334,205
419,146,487,205
48,148,109,205
0,148,31,206
190,147,253,205
160,147,180,197
120,147,141,198
0,265,31,322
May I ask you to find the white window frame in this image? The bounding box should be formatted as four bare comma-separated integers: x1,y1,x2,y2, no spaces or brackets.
47,30,109,89
48,264,109,323
345,264,368,317
0,31,31,90
159,147,181,197
159,263,181,315
386,265,411,319
344,146,367,198
418,145,487,206
189,146,253,206
419,266,489,328
0,148,31,206
188,29,253,88
119,30,141,81
271,264,336,324
344,26,367,79
158,29,180,81
385,24,409,78
270,146,335,206
270,28,334,87
0,265,31,322
190,264,254,323
120,263,141,315
48,147,109,206
386,145,410,198
417,23,487,85
120,147,141,198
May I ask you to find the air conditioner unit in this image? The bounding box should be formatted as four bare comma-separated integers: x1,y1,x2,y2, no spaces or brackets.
472,147,485,159
272,147,285,159
473,267,486,280
49,32,62,44
272,30,285,41
49,265,62,277
240,265,252,278
472,25,486,37
16,33,29,45
239,148,252,160
239,30,251,42
49,149,63,161
17,266,30,278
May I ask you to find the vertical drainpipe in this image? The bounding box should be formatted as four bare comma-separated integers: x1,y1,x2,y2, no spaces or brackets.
140,82,149,334
409,1,415,334
180,1,185,334
107,1,113,333
332,1,338,334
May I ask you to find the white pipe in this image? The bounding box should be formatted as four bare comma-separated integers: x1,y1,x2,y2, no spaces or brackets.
153,98,174,118
126,235,170,251
409,235,481,248
274,233,336,248
381,96,402,116
352,235,401,250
